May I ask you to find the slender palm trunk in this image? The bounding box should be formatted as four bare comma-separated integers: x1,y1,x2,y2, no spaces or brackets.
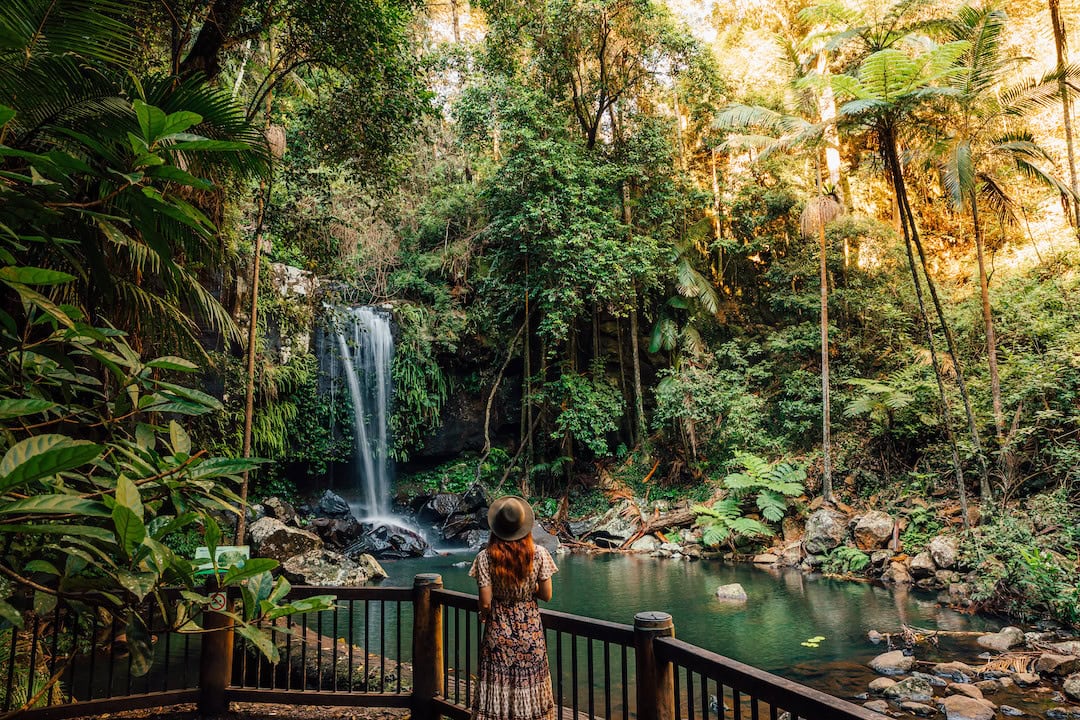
1050,0,1080,228
970,192,1004,440
882,132,971,525
819,220,832,504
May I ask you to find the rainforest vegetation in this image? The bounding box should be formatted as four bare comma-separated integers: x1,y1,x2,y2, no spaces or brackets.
1,0,1080,697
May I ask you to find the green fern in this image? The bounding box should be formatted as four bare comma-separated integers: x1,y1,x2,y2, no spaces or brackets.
823,546,871,574
694,453,805,549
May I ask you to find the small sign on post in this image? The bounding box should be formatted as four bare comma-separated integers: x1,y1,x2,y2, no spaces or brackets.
208,591,227,612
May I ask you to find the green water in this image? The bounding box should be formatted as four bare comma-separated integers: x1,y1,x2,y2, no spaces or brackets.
379,551,1003,701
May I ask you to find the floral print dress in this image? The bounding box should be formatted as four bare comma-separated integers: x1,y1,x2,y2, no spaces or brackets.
469,545,559,720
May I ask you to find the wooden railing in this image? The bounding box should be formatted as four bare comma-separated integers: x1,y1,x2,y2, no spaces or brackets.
4,573,880,720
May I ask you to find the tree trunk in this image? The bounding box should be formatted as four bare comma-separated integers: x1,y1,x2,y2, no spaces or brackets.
970,192,1004,440
1050,0,1080,227
179,0,247,81
237,228,262,545
882,128,971,525
817,53,842,193
819,220,832,504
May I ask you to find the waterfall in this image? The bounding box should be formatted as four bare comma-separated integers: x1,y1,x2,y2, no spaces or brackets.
332,306,394,517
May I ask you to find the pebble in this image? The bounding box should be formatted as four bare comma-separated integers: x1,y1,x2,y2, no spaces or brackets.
900,700,938,716
998,706,1024,716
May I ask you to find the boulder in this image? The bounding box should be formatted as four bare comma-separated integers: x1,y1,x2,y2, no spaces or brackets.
682,544,703,559
1047,708,1080,720
778,542,802,566
913,671,947,687
910,551,936,579
863,699,889,714
463,529,486,548
870,550,893,568
753,553,779,564
870,650,915,676
854,511,895,550
998,705,1023,716
972,680,999,693
630,535,661,553
281,549,382,586
715,583,748,602
532,522,560,554
442,510,485,541
310,515,365,548
883,561,913,585
939,582,973,607
938,695,994,720
315,490,352,518
928,536,960,570
883,676,934,703
346,521,429,559
868,677,897,693
354,553,388,580
900,701,938,716
418,493,462,524
1037,655,1080,677
248,517,322,563
932,663,975,683
461,483,490,513
1053,643,1080,657
588,504,639,549
1065,674,1080,702
263,496,298,526
1010,672,1040,687
976,627,1025,652
946,683,982,700
803,508,849,554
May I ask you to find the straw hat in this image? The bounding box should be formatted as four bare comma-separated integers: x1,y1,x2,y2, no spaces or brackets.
487,496,534,542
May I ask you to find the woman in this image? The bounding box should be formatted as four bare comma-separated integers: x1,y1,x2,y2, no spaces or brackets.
469,495,558,720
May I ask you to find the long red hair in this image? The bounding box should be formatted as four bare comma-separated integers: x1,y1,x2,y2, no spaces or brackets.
487,533,534,587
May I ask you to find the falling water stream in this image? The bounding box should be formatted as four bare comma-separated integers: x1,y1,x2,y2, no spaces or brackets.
332,305,394,518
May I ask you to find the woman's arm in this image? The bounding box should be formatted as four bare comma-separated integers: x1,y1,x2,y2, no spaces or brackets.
478,585,493,623
534,577,553,603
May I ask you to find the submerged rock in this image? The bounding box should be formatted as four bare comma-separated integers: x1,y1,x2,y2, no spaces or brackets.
1037,655,1080,677
346,521,429,559
870,650,915,676
868,677,897,693
938,695,994,720
715,583,747,602
863,699,889,714
977,626,1025,652
932,662,976,683
883,676,934,703
900,701,938,716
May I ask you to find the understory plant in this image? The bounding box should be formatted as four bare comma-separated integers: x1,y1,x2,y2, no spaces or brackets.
693,453,806,549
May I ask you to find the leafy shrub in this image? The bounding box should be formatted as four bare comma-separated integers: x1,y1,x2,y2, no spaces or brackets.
693,453,806,548
823,546,871,574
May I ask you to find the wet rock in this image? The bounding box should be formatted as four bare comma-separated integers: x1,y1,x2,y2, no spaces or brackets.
871,650,916,676
947,683,983,700
532,523,560,554
929,536,960,570
803,554,826,568
870,550,893,568
463,529,486,548
753,553,779,564
778,542,802,566
933,662,976,683
315,490,352,518
715,583,747,602
998,677,1016,689
249,517,322,563
910,551,937,579
940,582,973,607
901,701,939,716
354,553,388,580
854,511,895,550
935,570,962,586
803,508,849,554
630,535,661,553
346,521,429,559
1065,674,1080,702
418,493,462,523
914,671,947,687
883,676,934,703
1012,672,1041,687
461,483,490,513
281,549,385,586
883,560,913,585
682,543,703,559
263,496,298,525
977,627,1026,652
310,515,365,548
1046,708,1080,720
1052,643,1080,657
442,510,485,541
973,680,999,693
588,503,638,549
869,677,897,693
868,630,885,644
937,695,994,720
999,705,1024,716
863,699,890,714
1037,655,1080,677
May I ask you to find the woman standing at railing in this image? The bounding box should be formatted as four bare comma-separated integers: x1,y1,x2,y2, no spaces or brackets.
470,495,558,720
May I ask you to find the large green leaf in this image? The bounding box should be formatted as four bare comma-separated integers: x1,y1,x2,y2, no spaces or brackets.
0,398,56,420
113,504,147,557
0,495,111,517
115,475,144,521
125,612,154,676
235,623,278,663
0,267,76,285
0,435,103,491
222,559,278,587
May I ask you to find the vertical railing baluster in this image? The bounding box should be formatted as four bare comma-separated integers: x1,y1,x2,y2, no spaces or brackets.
285,614,294,691
555,631,564,720
442,605,449,697
769,704,778,720
621,644,629,720
332,603,339,693
688,668,696,720
317,609,324,692
718,683,726,720
732,690,741,720
181,629,190,691
106,613,118,697
571,634,579,720
465,607,471,708
363,599,370,692
237,608,248,688
603,640,611,720
701,672,709,720
380,599,386,692
301,612,309,691
348,599,355,693
65,617,79,703
587,638,595,720
162,611,171,694
48,604,61,705
396,599,402,694
455,607,461,704
750,695,760,720
674,662,682,720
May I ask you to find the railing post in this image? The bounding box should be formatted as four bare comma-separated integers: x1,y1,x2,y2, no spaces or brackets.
635,611,675,720
412,573,444,720
198,578,234,715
